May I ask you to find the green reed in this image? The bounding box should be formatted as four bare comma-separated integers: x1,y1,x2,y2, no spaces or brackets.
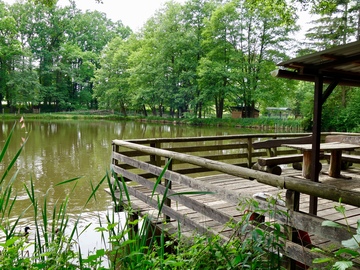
0,119,287,269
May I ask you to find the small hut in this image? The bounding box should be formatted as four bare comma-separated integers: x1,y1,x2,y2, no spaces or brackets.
230,106,259,118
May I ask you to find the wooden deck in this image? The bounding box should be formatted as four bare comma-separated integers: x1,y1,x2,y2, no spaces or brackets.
110,134,360,269
111,164,360,230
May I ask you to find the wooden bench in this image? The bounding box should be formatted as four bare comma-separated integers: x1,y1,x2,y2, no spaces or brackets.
324,135,360,169
252,135,313,175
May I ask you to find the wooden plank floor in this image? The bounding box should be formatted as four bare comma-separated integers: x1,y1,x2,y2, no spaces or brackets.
110,163,360,244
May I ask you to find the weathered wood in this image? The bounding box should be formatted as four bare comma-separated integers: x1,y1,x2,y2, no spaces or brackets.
257,154,303,167
325,135,360,144
303,150,312,178
329,149,342,177
251,162,282,175
113,140,360,208
112,152,251,204
252,135,312,149
111,133,360,268
125,133,313,144
322,136,360,175
165,143,248,153
292,162,302,170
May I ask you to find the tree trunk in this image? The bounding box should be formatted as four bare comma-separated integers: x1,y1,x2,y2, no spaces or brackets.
151,106,157,116
143,105,148,116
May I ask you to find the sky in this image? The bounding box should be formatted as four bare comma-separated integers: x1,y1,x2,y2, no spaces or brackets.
2,0,184,31
59,0,185,31
59,0,186,31
4,0,313,35
61,0,313,35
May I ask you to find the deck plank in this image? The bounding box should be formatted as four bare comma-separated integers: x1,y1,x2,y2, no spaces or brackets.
107,164,360,266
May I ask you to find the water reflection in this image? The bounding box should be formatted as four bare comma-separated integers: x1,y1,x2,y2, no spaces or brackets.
0,119,262,256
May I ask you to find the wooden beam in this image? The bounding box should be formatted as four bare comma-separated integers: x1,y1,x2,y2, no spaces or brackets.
271,69,360,87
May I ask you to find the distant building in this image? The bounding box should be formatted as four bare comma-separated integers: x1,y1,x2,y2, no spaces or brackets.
230,106,259,118
266,107,293,118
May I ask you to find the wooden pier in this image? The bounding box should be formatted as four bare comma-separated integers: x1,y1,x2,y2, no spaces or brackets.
109,133,360,269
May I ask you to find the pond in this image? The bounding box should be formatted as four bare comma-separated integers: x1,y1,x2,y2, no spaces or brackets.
0,118,267,255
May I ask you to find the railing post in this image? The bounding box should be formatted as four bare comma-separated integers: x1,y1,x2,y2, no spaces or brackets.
150,141,162,169
128,211,139,240
112,143,131,184
285,189,302,270
164,157,172,222
247,138,253,168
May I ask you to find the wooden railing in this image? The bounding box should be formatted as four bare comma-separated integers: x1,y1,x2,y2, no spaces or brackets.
111,132,360,269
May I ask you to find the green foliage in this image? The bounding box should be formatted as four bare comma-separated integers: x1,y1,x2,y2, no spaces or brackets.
0,117,291,269
304,0,359,49
313,200,360,269
106,169,287,269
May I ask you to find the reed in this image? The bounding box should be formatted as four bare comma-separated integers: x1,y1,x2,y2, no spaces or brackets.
0,119,287,269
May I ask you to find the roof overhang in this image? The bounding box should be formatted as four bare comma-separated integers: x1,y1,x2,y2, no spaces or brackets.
272,40,360,87
271,40,360,214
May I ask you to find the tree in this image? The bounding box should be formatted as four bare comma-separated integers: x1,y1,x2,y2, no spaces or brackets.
182,0,218,118
198,0,298,118
0,1,22,111
3,1,130,111
93,37,132,115
302,0,360,130
305,0,359,49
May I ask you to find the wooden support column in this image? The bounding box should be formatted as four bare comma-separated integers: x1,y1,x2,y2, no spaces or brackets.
310,75,323,215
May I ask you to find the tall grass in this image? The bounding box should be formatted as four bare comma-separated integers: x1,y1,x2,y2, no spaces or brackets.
0,119,287,269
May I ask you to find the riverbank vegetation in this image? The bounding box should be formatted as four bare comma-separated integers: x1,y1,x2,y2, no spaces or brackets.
0,121,288,269
0,111,303,131
2,120,359,269
1,0,360,132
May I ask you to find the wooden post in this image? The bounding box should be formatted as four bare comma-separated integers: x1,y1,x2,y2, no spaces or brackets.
128,211,139,239
285,189,300,270
150,142,162,169
302,151,312,179
164,157,173,222
247,138,253,168
329,150,342,177
309,75,323,215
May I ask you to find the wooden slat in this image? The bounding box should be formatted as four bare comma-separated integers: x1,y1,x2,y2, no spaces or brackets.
110,134,360,268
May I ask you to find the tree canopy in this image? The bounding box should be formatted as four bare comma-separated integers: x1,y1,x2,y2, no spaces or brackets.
1,0,360,130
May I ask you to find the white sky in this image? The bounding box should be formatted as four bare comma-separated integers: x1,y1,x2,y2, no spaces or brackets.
2,0,184,31
5,0,312,37
58,0,187,31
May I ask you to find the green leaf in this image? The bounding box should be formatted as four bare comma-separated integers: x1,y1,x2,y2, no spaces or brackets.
151,158,172,198
356,220,360,235
322,220,342,228
311,247,325,253
313,257,332,264
55,176,82,186
335,204,346,215
335,248,359,257
341,235,360,249
333,261,353,270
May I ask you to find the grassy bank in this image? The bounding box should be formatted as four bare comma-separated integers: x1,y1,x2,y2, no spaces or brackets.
0,111,304,131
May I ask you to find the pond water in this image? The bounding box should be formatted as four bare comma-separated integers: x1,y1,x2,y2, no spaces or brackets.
0,118,267,256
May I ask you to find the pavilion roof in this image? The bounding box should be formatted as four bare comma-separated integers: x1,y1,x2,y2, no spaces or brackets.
273,40,360,87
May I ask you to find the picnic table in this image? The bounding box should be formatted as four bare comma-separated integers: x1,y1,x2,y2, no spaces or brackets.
283,142,360,179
